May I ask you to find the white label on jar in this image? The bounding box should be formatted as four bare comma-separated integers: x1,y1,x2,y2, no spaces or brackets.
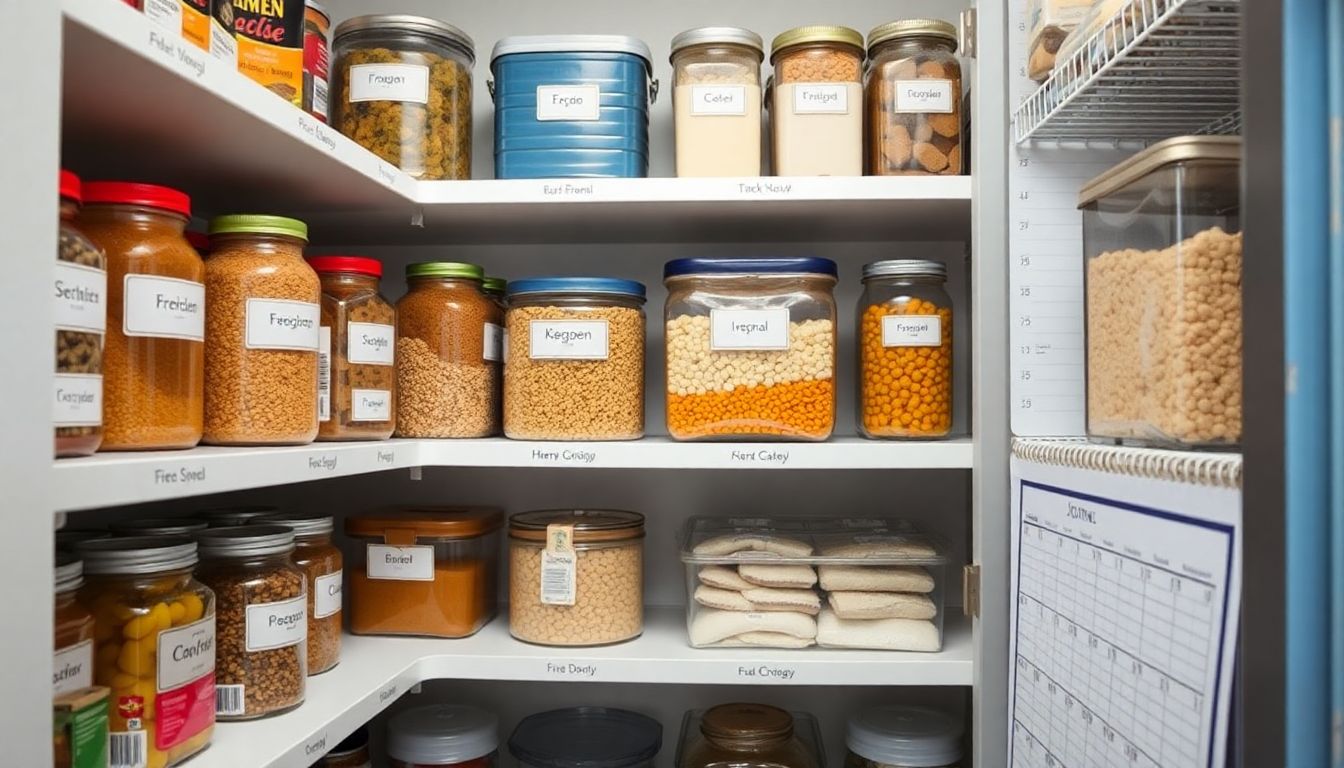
53,373,102,428
483,322,504,362
709,309,790,351
691,85,747,116
529,320,609,360
53,639,93,696
346,322,394,365
893,79,954,113
314,571,342,619
351,388,391,421
123,274,205,341
536,84,601,121
792,83,849,114
245,595,307,652
881,314,943,347
54,262,107,334
366,544,434,581
318,326,331,422
244,298,320,351
157,616,216,692
210,16,236,63
143,0,180,29
348,63,429,104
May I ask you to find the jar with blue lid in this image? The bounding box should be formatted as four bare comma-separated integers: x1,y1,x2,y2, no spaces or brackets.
489,36,656,179
504,277,646,440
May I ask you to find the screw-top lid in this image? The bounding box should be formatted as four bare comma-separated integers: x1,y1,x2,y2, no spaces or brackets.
482,276,507,295
771,25,865,58
111,518,210,537
492,35,652,69
701,703,794,743
83,182,192,217
208,214,309,242
670,27,764,58
866,19,959,52
509,509,645,544
406,261,485,280
195,525,296,558
345,507,504,542
845,706,963,768
56,528,111,550
327,726,369,758
333,15,475,64
388,705,499,765
74,536,198,575
664,257,838,279
198,505,280,527
862,260,947,280
506,277,647,300
307,255,383,278
509,707,662,768
59,170,82,203
55,552,84,594
253,512,334,537
305,0,328,21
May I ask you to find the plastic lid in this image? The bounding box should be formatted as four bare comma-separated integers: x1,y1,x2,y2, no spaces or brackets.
388,705,499,765
333,15,475,63
867,19,958,51
1078,136,1242,207
771,26,865,57
862,260,947,280
199,505,280,527
195,525,296,558
492,35,652,68
509,707,662,768
670,27,764,57
406,261,484,280
209,214,309,242
307,255,383,278
55,552,84,594
506,277,647,300
345,507,504,541
509,509,645,544
110,518,210,537
253,512,334,537
83,182,191,217
846,706,963,767
664,257,838,279
701,703,793,742
59,170,82,203
74,536,198,575
482,276,507,294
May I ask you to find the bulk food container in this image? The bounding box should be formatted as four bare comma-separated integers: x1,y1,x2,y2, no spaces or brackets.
490,36,655,179
387,704,499,768
676,705,823,768
865,20,963,176
669,27,764,177
845,706,963,768
309,256,396,441
680,516,946,651
770,26,865,176
509,708,662,768
54,171,106,457
255,512,343,675
664,258,836,441
1080,136,1242,449
53,554,95,697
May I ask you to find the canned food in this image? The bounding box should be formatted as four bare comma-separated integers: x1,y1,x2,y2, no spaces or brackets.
235,0,305,107
303,2,331,121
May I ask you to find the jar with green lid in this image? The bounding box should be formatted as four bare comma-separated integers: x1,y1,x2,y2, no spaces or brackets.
482,276,507,310
678,705,822,768
204,215,320,446
395,262,501,438
844,706,962,768
770,26,865,176
865,20,962,176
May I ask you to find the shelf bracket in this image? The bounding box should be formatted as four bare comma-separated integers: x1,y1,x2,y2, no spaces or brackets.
962,564,981,618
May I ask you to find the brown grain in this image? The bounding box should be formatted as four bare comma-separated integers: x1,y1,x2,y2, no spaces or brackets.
55,209,105,455
317,273,396,440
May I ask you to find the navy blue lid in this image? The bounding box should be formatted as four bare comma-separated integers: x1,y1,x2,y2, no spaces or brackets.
507,277,647,300
663,257,839,279
509,707,662,768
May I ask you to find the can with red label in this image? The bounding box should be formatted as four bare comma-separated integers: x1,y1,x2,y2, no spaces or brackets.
304,1,331,121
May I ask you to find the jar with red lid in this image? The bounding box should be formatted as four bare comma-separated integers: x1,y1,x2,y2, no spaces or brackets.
308,256,396,441
54,171,107,457
388,704,499,768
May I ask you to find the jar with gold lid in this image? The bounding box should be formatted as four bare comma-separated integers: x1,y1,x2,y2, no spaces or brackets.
769,26,865,176
865,20,963,176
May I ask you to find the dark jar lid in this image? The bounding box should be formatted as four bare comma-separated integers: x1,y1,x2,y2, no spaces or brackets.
702,703,794,744
508,707,662,768
664,257,838,280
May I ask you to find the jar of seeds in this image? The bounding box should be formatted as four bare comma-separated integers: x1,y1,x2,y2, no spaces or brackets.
54,170,106,457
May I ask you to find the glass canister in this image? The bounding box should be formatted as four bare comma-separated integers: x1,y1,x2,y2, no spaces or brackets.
309,256,396,441
110,518,210,537
677,705,823,768
865,21,963,176
387,704,499,768
80,182,205,451
504,278,647,440
322,727,373,768
194,526,307,720
510,708,662,768
332,15,474,180
254,512,342,675
670,27,764,178
844,706,963,768
54,554,95,697
204,215,320,446
75,536,216,768
508,510,644,646
54,171,106,457
663,258,837,440
769,27,865,176
858,260,954,439
395,262,500,438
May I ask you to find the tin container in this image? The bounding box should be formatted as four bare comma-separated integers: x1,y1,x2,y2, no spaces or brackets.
235,0,305,107
303,2,332,121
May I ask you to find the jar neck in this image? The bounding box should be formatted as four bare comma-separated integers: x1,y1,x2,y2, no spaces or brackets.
672,42,762,65
86,565,195,585
704,733,788,751
871,36,956,60
210,232,306,257
408,275,482,290
55,588,81,608
771,41,862,65
319,271,381,291
201,551,295,569
866,273,946,286
294,531,333,547
82,203,188,235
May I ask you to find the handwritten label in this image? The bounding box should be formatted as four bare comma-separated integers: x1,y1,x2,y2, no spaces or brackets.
54,262,106,334
542,182,595,197
893,79,954,113
530,448,599,465
147,30,206,79
308,454,337,472
881,314,942,347
53,640,93,696
124,274,205,341
297,113,337,152
545,662,598,678
349,63,429,103
351,389,391,421
536,84,601,121
737,665,798,681
53,374,102,428
347,322,394,365
728,449,790,467
792,83,849,114
244,298,319,351
157,616,215,691
710,309,790,351
245,595,306,651
314,571,342,619
152,465,207,485
366,544,434,581
304,734,328,757
691,85,747,116
529,320,609,360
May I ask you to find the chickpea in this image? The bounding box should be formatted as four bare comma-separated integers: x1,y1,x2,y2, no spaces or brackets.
509,539,643,646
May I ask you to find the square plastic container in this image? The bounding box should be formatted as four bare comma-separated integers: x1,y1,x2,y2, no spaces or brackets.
1080,136,1242,449
676,706,824,768
680,516,946,651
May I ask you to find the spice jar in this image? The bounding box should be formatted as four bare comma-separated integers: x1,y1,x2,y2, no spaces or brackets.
75,536,216,768
509,708,662,768
670,28,764,177
54,171,106,457
345,507,502,638
194,526,307,720
254,512,342,674
388,704,499,768
859,260,953,439
310,256,396,441
844,706,963,768
395,262,500,438
865,20,963,176
332,15,474,180
508,510,644,646
504,278,646,440
110,518,210,537
199,505,280,528
677,705,823,768
322,727,373,768
204,214,320,446
304,1,331,122
770,27,865,176
54,554,95,697
81,182,205,451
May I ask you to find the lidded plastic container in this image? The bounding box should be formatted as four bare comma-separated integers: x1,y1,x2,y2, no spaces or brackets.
664,258,837,441
54,171,106,457
1080,136,1242,449
53,554,95,697
669,27,764,177
388,704,500,768
844,706,963,768
254,512,343,675
865,20,963,176
509,707,662,768
199,505,280,528
309,256,397,441
770,26,865,176
677,705,824,768
490,36,656,179
859,260,954,439
110,518,210,537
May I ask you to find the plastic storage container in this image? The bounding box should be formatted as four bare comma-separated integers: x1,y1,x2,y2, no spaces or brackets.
858,260,954,439
1080,136,1242,448
508,510,644,646
344,508,502,638
110,518,209,537
54,554,95,697
865,20,963,176
504,278,646,440
509,708,662,768
844,706,963,768
770,27,864,176
310,256,397,441
54,171,106,457
490,36,655,179
669,27,764,177
254,512,342,675
677,705,824,768
680,516,946,651
664,258,837,441
387,704,499,768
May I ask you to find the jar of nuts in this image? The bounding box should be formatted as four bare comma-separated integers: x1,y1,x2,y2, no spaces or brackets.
309,256,396,441
255,512,343,675
53,171,106,457
194,526,307,720
865,20,963,176
769,26,865,176
508,510,644,646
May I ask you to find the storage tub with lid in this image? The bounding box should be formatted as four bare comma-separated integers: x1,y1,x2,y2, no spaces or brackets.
309,255,397,441
509,707,662,768
770,26,865,176
845,706,963,768
388,704,499,768
490,36,656,179
676,705,823,768
1080,136,1242,449
669,27,764,177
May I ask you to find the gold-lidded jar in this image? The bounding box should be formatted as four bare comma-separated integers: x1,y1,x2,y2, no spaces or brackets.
865,19,963,176
769,26,864,176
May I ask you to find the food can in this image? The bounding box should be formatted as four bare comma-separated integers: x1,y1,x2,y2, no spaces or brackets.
210,0,236,64
234,0,305,107
303,1,331,121
142,0,210,51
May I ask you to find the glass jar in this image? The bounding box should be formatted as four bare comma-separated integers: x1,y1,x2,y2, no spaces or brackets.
56,528,111,551
865,20,963,176
395,262,500,438
54,171,106,457
670,28,764,178
332,15,474,180
504,278,647,440
255,512,343,674
482,277,507,311
388,704,499,768
198,505,280,528
844,706,962,768
81,182,205,451
194,526,307,720
204,215,320,446
54,554,95,697
510,708,661,768
663,258,837,440
322,727,373,767
769,27,864,176
74,536,216,768
508,510,644,646
858,260,954,439
678,705,823,768
110,518,210,537
309,256,396,441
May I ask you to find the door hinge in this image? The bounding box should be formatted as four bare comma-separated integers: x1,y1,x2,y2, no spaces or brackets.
963,564,981,618
960,9,977,59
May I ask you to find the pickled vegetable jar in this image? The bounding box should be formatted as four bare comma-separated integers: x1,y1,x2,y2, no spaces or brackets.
865,20,963,176
309,256,396,441
54,170,106,457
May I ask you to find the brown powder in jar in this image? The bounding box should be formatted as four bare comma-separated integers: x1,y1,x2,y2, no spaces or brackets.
776,48,862,82
322,298,397,440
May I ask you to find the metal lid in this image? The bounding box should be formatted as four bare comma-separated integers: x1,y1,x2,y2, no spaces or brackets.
508,707,662,768
74,536,198,575
305,0,329,21
333,15,475,63
670,27,764,58
846,706,963,767
111,518,210,537
55,552,84,594
482,276,507,294
664,257,838,279
209,214,309,242
254,512,334,537
327,726,369,758
492,35,652,68
866,19,958,52
346,507,504,541
1078,136,1242,207
770,26,865,58
701,703,794,743
388,705,499,764
406,261,484,280
195,525,296,558
862,260,947,280
56,529,111,550
509,509,645,544
199,505,280,527
506,277,647,300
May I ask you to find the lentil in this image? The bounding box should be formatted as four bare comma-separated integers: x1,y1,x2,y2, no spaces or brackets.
866,21,963,176
54,171,106,457
311,256,396,441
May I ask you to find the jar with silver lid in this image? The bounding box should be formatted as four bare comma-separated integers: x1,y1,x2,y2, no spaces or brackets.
110,518,210,537
670,27,764,177
844,706,962,768
254,512,343,675
198,504,280,528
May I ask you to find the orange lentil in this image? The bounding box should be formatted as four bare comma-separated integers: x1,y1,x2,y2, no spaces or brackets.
668,379,834,439
860,298,952,437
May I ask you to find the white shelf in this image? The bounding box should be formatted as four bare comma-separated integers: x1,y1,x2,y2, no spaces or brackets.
189,607,972,768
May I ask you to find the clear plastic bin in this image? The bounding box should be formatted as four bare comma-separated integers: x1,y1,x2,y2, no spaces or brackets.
676,706,823,768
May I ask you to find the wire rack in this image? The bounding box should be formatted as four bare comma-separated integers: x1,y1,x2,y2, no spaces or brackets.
1013,0,1241,144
